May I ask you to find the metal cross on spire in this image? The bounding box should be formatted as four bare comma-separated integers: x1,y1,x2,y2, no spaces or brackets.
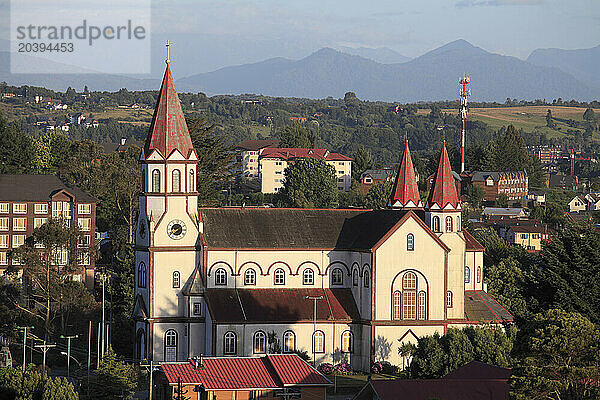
166,40,171,64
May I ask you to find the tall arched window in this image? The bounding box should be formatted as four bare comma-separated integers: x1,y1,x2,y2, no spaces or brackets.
165,329,177,361
244,269,256,286
215,268,227,286
172,271,180,288
392,290,401,320
138,262,146,288
364,270,370,288
407,233,414,251
456,216,461,229
445,216,453,232
303,268,314,285
331,268,343,285
253,331,266,354
432,216,440,232
402,272,417,320
352,269,359,286
341,331,353,353
477,266,482,283
224,331,236,355
447,291,453,308
172,169,181,192
465,266,470,283
274,268,285,285
152,170,161,193
283,331,295,353
189,170,195,192
313,331,325,353
418,291,426,320
137,329,146,360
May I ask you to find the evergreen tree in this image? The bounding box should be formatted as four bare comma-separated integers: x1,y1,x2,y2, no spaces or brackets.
364,181,393,210
278,158,338,208
545,109,554,128
278,123,316,148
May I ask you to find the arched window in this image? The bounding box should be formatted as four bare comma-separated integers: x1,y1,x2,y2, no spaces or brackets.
172,169,181,192
465,266,470,284
283,331,295,353
189,170,195,192
165,329,177,361
253,331,266,354
303,268,314,285
341,331,353,353
224,331,236,355
418,291,426,320
477,266,481,283
172,271,180,288
152,170,161,193
274,268,285,285
352,269,359,286
392,290,401,320
407,233,414,251
313,331,325,353
447,291,453,308
215,268,227,286
456,216,461,229
432,216,440,232
364,270,370,288
244,269,256,286
137,329,146,360
331,268,343,285
402,272,417,320
445,216,453,232
138,262,146,288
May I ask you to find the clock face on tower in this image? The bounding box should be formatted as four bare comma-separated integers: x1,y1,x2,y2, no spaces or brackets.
167,219,187,240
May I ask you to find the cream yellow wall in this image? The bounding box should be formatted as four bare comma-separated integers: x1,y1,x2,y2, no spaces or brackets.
374,325,444,367
259,158,352,193
326,160,352,191
152,251,200,317
373,216,447,321
440,229,465,319
464,250,484,291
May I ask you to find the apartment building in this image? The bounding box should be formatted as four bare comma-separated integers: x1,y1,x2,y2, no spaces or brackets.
0,175,97,289
469,171,528,202
235,139,280,178
259,148,352,193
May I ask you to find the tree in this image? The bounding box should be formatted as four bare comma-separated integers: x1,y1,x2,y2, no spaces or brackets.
352,145,373,181
512,309,600,400
0,365,77,400
582,107,595,122
408,326,515,379
466,185,484,208
344,92,359,106
8,219,86,340
278,123,316,148
277,158,338,208
495,192,508,208
364,181,393,210
0,112,36,174
87,347,139,400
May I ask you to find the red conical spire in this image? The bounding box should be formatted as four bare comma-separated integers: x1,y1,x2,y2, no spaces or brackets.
144,63,194,159
427,141,460,209
389,140,422,208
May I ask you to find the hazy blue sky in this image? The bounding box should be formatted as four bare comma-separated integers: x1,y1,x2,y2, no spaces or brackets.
152,0,600,59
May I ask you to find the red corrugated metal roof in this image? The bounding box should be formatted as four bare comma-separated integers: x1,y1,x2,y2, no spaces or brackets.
160,355,330,389
266,355,331,386
463,229,484,251
260,147,352,161
144,64,195,159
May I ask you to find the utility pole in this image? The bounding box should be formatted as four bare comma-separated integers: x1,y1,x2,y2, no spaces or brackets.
60,334,78,378
87,321,91,376
35,341,56,377
97,322,101,369
101,271,106,358
17,326,33,371
140,359,154,400
304,296,323,367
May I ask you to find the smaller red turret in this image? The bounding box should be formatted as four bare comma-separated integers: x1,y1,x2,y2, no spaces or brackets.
389,140,422,209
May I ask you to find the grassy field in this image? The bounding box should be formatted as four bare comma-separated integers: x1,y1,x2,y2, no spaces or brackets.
419,105,600,139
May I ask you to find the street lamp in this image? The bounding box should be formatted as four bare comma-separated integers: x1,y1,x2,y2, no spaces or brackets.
304,296,323,367
60,334,79,378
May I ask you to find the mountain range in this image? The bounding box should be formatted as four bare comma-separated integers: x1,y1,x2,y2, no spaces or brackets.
0,39,598,102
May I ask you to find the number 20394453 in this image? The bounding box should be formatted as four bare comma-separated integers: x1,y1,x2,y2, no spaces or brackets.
18,42,74,52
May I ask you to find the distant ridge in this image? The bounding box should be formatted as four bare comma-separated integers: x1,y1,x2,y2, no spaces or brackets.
337,46,411,64
178,40,599,102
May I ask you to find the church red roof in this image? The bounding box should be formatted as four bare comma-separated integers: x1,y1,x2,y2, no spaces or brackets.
427,142,460,209
144,64,194,159
389,140,422,208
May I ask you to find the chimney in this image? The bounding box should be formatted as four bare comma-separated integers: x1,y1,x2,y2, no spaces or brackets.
193,354,203,369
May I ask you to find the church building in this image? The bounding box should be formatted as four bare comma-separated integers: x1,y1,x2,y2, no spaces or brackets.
133,60,513,371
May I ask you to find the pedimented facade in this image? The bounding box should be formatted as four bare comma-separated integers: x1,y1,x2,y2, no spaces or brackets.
133,62,512,371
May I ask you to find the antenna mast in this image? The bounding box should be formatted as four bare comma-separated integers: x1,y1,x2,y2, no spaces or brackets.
459,75,470,173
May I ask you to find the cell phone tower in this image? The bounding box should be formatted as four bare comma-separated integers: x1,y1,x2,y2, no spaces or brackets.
459,75,470,173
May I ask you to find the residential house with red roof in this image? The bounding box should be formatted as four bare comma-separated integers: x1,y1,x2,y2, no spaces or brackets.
132,58,512,373
157,354,330,400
